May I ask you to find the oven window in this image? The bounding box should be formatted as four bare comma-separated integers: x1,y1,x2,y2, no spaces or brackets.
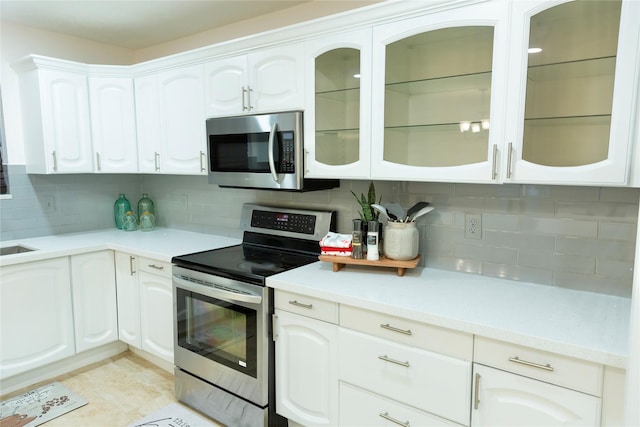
176,288,257,378
209,132,283,173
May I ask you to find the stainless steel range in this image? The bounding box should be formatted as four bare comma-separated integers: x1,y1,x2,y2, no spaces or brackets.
171,203,335,427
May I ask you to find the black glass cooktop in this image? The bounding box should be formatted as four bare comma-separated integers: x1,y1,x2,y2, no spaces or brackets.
172,242,319,286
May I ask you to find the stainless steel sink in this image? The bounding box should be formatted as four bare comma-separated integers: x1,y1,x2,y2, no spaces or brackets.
0,245,37,256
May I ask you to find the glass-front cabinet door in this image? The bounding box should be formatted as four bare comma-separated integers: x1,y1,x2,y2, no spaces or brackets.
370,1,509,183
304,28,372,179
504,0,640,185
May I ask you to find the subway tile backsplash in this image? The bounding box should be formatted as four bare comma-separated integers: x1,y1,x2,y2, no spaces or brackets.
1,166,638,297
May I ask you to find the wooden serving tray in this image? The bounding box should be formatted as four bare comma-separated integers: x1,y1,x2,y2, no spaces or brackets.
318,255,420,277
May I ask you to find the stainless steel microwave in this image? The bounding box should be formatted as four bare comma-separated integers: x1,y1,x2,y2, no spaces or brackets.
206,111,339,191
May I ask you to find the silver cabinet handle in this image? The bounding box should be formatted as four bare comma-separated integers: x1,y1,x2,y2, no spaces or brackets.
474,372,481,410
508,356,554,371
491,143,498,180
272,314,278,341
247,85,253,110
200,150,206,173
380,323,412,336
242,86,248,111
148,264,164,270
506,142,513,179
288,300,312,309
304,149,310,174
52,151,58,171
378,355,410,368
129,256,136,276
379,412,410,427
154,152,160,172
96,152,102,172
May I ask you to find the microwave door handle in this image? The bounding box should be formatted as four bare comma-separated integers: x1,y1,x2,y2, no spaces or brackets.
268,122,279,182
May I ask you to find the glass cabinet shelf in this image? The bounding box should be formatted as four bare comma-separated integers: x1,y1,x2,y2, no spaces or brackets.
523,115,611,167
383,123,489,167
384,71,491,128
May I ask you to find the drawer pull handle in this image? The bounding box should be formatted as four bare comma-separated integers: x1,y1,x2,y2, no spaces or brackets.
508,356,554,372
474,372,481,410
289,300,313,309
380,323,412,335
378,355,410,368
379,412,410,427
148,264,165,270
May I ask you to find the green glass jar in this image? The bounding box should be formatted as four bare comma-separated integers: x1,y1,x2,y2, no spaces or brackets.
137,193,155,218
114,194,131,230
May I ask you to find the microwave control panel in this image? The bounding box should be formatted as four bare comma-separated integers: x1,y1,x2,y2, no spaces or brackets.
280,131,295,173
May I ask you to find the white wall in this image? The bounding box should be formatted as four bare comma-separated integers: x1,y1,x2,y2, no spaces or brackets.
133,0,381,63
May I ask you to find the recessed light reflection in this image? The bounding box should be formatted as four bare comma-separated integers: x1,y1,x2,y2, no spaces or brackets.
528,47,542,54
353,73,361,79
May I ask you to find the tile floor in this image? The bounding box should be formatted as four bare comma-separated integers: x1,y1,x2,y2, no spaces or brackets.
1,351,221,427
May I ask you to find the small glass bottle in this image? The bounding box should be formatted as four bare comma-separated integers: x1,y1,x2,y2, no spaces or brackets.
366,220,379,261
114,194,131,230
122,210,138,231
351,219,364,259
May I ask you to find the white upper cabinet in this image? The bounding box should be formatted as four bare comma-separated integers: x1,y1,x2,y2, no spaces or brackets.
16,61,94,174
304,28,373,179
135,64,207,175
370,1,509,183
503,0,640,185
205,43,305,117
88,76,138,173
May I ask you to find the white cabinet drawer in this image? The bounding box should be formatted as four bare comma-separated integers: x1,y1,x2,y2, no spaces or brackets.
474,336,603,396
275,290,338,324
340,382,462,427
138,256,171,279
339,328,471,425
340,305,473,360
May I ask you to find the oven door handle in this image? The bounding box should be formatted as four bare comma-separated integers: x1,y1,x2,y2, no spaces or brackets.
268,121,279,183
173,275,263,305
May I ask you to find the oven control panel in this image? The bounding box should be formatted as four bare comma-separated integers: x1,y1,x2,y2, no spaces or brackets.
251,210,316,235
241,203,336,241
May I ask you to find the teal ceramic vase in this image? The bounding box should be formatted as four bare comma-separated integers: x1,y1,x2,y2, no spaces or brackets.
137,193,156,231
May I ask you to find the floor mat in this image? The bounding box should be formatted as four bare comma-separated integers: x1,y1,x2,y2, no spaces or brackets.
128,402,219,427
0,382,87,427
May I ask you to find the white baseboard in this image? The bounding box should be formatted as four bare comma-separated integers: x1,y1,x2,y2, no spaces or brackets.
0,341,127,397
127,347,174,374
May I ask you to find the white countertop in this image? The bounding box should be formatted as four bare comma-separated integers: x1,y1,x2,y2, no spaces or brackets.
0,228,241,266
2,230,630,368
267,261,631,369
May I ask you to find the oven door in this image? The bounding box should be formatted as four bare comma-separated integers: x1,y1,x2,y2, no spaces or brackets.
206,111,303,190
173,266,269,407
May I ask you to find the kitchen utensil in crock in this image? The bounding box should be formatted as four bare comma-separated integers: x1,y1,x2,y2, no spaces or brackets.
371,204,390,221
383,203,405,221
405,201,429,217
409,206,435,222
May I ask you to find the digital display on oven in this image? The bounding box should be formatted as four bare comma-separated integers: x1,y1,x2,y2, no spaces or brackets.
251,210,316,234
276,214,289,222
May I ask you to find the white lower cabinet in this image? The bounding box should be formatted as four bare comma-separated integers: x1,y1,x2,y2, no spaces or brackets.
472,336,603,427
339,382,461,427
0,258,75,379
114,252,141,348
274,292,338,427
70,251,118,353
471,364,601,427
339,327,472,426
114,252,173,363
138,257,174,364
